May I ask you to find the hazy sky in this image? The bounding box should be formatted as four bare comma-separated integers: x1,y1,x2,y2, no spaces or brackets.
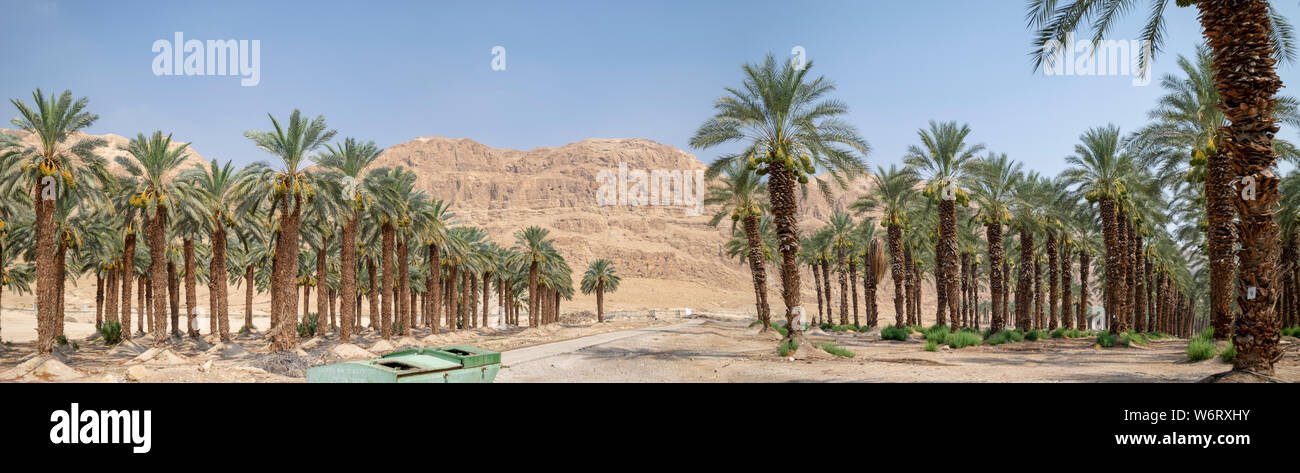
4,0,1300,178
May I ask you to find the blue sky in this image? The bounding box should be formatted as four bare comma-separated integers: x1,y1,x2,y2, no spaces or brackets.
3,0,1300,178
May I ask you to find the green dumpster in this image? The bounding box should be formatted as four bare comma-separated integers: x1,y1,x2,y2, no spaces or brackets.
305,345,500,383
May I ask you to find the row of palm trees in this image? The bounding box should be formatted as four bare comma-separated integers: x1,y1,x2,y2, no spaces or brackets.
694,0,1300,377
0,93,628,353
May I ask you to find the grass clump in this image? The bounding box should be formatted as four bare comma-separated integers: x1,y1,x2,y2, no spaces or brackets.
944,331,983,349
1219,342,1236,363
816,342,855,358
924,339,939,352
880,325,909,341
296,312,319,338
1024,329,1050,341
1281,326,1300,338
773,322,790,338
778,338,800,357
99,320,123,345
1186,337,1215,362
1121,330,1150,346
922,325,952,344
1096,331,1126,347
984,329,1024,346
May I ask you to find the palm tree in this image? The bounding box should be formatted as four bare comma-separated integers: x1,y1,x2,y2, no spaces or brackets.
1062,125,1136,334
180,159,245,341
705,158,772,329
968,152,1021,333
7,89,109,352
904,121,984,327
240,110,336,351
854,218,887,327
1028,0,1293,376
691,54,870,342
580,259,621,323
826,212,856,326
118,131,198,345
314,138,383,342
852,165,919,327
514,226,552,327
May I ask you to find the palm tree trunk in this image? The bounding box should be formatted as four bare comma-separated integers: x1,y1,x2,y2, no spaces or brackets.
105,267,119,324
959,253,969,329
1099,198,1123,334
428,244,441,333
1198,0,1284,372
887,225,905,328
270,192,302,351
147,208,168,345
1061,241,1073,331
316,242,328,337
398,238,411,336
1079,250,1091,330
811,264,823,324
939,199,958,327
182,238,197,337
767,164,804,340
367,258,379,331
837,248,849,326
211,220,229,342
339,212,358,342
527,261,538,327
986,224,1004,333
380,223,394,338
741,215,771,328
448,264,460,331
1134,236,1147,333
1015,228,1034,330
849,259,860,327
1047,231,1059,331
33,184,57,352
821,260,834,325
1034,257,1044,330
482,271,491,328
244,265,254,332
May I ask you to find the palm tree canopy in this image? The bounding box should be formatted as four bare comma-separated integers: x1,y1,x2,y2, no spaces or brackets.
580,259,621,295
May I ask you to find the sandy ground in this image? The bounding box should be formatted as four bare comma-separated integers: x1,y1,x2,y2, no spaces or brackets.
5,310,1294,383
497,316,1300,383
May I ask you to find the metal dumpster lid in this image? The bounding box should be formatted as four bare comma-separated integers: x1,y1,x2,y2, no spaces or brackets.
372,354,463,373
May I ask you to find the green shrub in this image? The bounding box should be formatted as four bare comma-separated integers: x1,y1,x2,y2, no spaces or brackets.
985,329,1023,346
855,325,874,333
296,312,319,338
1121,331,1150,346
1219,342,1236,363
778,338,800,357
773,323,789,338
922,325,951,344
99,320,123,346
56,335,68,346
819,322,833,331
817,342,855,358
1196,327,1214,342
1186,337,1215,362
1025,329,1050,341
1281,326,1300,337
945,331,983,349
1097,331,1128,347
924,339,939,352
880,325,909,341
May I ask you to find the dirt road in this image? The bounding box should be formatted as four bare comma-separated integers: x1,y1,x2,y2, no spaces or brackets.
497,317,1300,382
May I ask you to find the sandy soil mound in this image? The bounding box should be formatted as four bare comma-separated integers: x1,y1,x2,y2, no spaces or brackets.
0,355,84,381
395,337,423,349
131,347,190,365
745,325,784,342
207,342,253,360
368,340,396,354
791,342,836,361
330,343,376,361
106,339,147,357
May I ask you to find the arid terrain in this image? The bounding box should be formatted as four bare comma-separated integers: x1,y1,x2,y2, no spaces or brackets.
4,312,1294,383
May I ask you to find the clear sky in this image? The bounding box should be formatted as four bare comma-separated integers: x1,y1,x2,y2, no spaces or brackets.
4,0,1300,178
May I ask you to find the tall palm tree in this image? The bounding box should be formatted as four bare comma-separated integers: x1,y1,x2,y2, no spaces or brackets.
1028,0,1294,376
904,121,984,327
826,212,856,326
314,138,384,342
852,165,919,327
7,89,108,352
514,226,552,327
179,159,245,341
968,152,1021,333
705,158,772,329
1062,125,1136,334
118,131,198,345
240,110,336,351
580,259,622,323
691,54,870,342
